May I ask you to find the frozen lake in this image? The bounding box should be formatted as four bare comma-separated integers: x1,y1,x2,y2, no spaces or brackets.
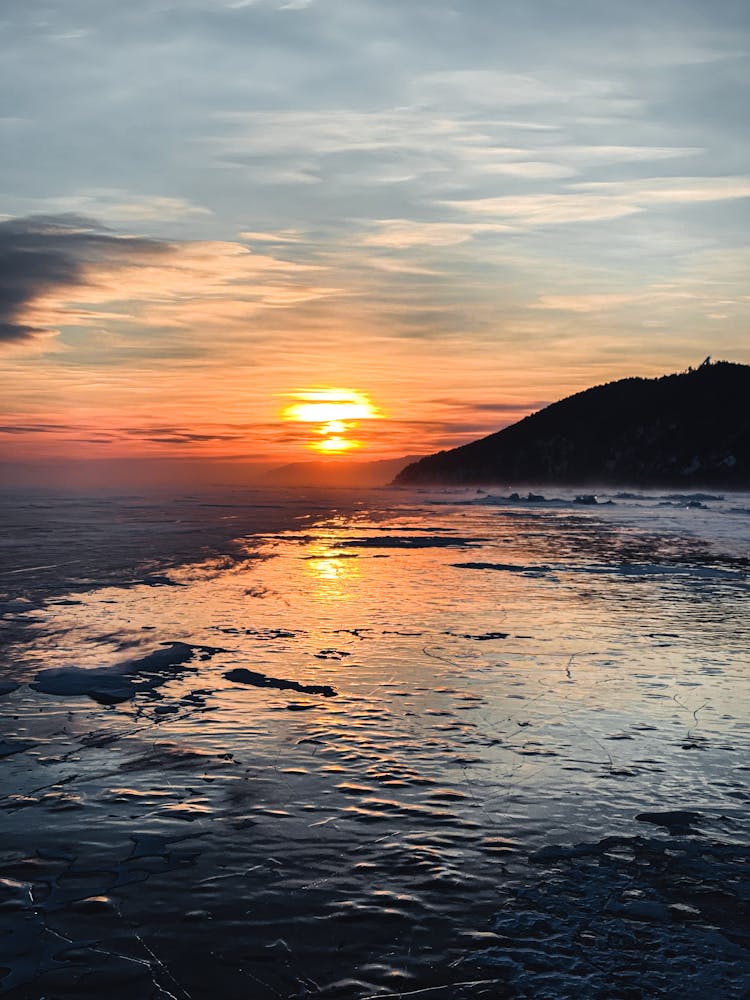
1,486,749,998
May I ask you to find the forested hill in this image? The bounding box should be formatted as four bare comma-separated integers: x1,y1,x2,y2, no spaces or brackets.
394,361,750,488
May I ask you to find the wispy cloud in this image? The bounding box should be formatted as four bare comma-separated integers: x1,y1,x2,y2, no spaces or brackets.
0,214,340,348
20,190,213,224
239,229,307,243
439,176,750,232
358,220,512,249
0,215,169,343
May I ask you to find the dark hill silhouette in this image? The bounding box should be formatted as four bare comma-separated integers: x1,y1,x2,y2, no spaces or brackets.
395,360,750,488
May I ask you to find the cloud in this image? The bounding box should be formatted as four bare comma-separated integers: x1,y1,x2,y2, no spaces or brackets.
138,432,246,443
477,161,577,179
410,69,644,117
532,293,645,313
559,146,703,165
32,190,213,224
0,215,169,343
439,175,750,232
427,399,550,413
359,220,512,249
121,424,250,443
0,214,340,349
352,173,750,250
572,176,750,203
239,228,306,243
0,422,76,434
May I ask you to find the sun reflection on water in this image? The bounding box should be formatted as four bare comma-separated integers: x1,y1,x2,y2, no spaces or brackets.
302,538,361,601
3,492,750,996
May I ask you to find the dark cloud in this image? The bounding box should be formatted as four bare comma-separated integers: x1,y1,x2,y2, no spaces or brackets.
143,433,246,444
0,422,250,445
0,422,76,433
0,214,169,343
366,419,513,438
426,399,549,412
122,426,250,444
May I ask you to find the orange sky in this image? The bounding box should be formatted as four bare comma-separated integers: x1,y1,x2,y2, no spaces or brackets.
2,220,747,475
1,2,749,480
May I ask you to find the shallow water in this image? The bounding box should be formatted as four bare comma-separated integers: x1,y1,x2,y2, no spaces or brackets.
1,487,749,998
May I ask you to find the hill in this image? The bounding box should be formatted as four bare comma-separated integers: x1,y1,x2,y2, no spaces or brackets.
264,455,421,488
394,360,750,488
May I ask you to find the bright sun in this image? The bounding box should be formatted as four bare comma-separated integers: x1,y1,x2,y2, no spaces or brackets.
281,388,381,455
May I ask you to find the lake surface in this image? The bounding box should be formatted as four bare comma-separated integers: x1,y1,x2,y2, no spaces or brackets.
1,486,749,998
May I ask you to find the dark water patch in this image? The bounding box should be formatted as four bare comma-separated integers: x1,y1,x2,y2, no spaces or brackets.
424,788,469,803
0,831,203,995
453,559,746,582
473,492,556,506
244,627,299,640
82,632,148,652
30,641,221,705
372,525,458,532
119,743,234,773
588,562,746,580
453,561,553,576
486,834,750,999
134,574,183,587
451,631,509,641
636,810,704,834
340,535,486,549
210,625,303,642
128,830,202,859
0,739,35,758
224,667,337,698
153,703,180,715
660,493,725,502
302,552,359,560
0,597,42,615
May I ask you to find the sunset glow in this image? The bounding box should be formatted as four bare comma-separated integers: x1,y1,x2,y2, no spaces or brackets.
0,0,748,486
282,389,380,455
2,3,750,995
311,436,361,454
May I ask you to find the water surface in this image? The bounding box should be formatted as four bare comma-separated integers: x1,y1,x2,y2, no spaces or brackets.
1,487,749,998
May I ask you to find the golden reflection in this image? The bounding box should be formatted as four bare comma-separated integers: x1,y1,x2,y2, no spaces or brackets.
281,388,381,454
303,539,360,601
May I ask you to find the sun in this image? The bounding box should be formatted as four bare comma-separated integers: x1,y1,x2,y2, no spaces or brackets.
281,388,381,455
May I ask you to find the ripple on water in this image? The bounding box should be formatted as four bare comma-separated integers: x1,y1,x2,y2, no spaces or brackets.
1,491,749,996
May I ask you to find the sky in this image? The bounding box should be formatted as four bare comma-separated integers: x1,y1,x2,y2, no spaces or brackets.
1,0,749,479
